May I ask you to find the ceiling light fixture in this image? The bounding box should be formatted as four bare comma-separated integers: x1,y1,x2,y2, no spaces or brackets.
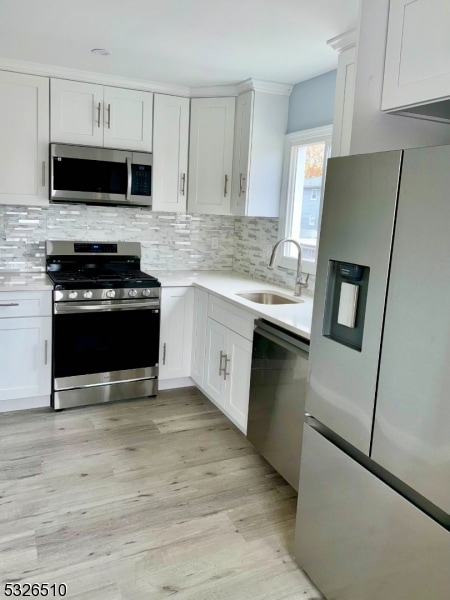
91,48,111,56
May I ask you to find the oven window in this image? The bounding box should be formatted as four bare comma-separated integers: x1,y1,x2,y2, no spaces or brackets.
53,308,160,378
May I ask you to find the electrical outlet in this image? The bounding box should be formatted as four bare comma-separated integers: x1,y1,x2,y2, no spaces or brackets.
211,236,219,250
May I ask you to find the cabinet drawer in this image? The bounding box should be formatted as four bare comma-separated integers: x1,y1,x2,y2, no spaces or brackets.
208,294,254,341
0,291,52,318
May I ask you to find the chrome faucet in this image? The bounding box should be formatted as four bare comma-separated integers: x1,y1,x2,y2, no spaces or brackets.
268,237,309,297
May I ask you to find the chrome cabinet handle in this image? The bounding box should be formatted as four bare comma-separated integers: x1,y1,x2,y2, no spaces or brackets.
97,102,101,128
107,103,111,129
162,342,167,365
219,350,226,376
223,354,231,380
239,173,246,196
0,303,19,307
42,161,46,187
180,173,186,195
44,339,48,365
224,174,229,197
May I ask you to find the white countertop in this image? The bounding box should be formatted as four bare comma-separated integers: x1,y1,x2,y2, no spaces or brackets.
155,270,313,340
0,272,54,292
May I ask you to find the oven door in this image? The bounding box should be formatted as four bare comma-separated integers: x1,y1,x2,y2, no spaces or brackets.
53,298,160,391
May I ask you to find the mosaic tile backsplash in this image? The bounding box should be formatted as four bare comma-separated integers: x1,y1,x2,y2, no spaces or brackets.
0,203,310,292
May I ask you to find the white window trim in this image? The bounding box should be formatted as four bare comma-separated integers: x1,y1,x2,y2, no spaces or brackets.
278,124,332,275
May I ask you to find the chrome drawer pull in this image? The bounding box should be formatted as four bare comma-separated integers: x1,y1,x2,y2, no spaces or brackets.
0,303,20,307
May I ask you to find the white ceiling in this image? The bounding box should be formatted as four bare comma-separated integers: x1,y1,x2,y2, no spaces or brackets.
0,0,360,88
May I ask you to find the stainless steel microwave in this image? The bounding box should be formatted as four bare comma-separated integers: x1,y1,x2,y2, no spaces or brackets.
50,143,152,208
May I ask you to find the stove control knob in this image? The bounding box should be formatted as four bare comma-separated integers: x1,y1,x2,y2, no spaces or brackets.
68,291,78,300
128,289,138,298
83,290,93,299
106,289,116,299
142,289,152,298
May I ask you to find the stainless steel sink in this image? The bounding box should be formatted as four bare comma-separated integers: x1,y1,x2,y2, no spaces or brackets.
236,291,303,305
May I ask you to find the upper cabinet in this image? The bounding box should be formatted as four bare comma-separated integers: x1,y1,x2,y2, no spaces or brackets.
50,79,153,150
152,94,189,212
231,88,289,217
382,0,450,122
0,70,49,206
188,97,235,215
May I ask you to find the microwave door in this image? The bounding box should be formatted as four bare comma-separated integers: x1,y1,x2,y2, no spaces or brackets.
50,144,132,204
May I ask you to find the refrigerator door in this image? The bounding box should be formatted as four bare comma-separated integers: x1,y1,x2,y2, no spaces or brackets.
371,144,450,516
295,424,450,600
307,151,402,453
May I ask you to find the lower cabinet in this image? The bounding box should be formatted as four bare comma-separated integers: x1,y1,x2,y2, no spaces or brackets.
201,298,253,433
191,288,208,387
159,287,194,381
0,291,52,412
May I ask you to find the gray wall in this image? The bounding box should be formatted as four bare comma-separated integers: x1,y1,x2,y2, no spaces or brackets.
287,70,337,133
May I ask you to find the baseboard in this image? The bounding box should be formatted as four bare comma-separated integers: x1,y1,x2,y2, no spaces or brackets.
158,376,194,391
0,395,51,413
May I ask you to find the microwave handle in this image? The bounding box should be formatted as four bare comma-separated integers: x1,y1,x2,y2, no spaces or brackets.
125,156,132,200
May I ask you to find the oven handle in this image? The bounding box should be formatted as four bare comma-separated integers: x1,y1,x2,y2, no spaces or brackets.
54,300,160,314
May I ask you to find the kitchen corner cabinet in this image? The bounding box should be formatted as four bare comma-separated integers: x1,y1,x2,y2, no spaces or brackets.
50,79,153,150
152,94,190,212
0,291,52,411
0,70,49,206
202,295,253,433
382,0,450,121
231,90,289,217
188,97,235,215
159,287,194,380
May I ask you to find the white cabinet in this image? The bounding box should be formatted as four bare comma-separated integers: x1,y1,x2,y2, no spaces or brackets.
0,291,52,412
0,71,49,206
382,0,450,121
159,287,194,381
202,295,253,433
191,288,208,387
188,97,235,215
153,94,190,212
231,89,289,217
50,79,153,150
328,30,357,157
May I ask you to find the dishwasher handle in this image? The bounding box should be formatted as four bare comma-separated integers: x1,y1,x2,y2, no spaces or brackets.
254,320,310,356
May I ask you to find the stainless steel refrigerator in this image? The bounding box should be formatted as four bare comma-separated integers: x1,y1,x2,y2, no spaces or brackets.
294,146,450,600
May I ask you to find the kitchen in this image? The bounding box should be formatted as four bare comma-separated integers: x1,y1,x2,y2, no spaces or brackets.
1,1,450,599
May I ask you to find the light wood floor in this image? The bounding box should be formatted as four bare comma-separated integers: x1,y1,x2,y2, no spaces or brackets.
0,387,322,600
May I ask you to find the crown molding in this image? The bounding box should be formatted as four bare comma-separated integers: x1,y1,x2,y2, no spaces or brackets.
0,57,293,98
0,57,191,96
327,29,357,53
190,78,292,98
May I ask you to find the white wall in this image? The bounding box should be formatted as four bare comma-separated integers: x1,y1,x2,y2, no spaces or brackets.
350,0,450,154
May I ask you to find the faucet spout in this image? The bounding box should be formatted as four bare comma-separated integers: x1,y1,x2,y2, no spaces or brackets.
268,237,308,297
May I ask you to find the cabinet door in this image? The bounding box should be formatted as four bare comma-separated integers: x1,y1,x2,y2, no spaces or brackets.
331,44,356,157
0,316,51,401
191,288,208,387
188,97,235,215
103,87,153,151
231,90,253,214
0,71,49,206
203,317,228,407
225,330,252,433
153,94,189,212
159,287,194,380
50,79,104,146
382,0,450,112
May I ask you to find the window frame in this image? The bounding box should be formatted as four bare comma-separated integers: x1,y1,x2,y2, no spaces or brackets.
277,124,333,275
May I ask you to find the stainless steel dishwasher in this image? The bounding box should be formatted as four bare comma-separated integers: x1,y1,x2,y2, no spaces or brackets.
247,319,309,491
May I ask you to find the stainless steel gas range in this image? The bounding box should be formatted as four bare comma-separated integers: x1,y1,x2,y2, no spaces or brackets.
46,241,160,410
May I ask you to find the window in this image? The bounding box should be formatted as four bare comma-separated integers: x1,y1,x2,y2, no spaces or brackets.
278,125,332,274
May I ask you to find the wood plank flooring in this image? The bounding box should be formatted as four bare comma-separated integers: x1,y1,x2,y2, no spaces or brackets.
0,387,322,600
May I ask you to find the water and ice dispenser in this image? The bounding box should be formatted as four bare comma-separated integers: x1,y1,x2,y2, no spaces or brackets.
322,261,369,351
